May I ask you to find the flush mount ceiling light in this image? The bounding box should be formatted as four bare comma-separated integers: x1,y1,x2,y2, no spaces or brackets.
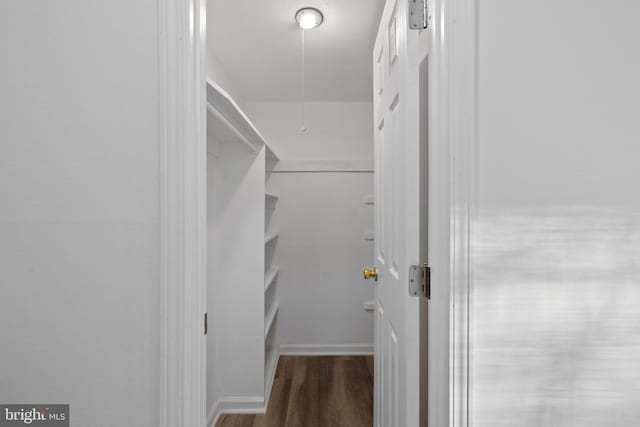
295,7,323,30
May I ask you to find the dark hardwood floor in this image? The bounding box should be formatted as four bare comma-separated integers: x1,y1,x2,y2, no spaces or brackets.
215,355,374,427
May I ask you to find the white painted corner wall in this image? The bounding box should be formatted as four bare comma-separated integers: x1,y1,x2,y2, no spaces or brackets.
265,171,375,352
206,54,246,111
245,102,374,165
247,102,375,353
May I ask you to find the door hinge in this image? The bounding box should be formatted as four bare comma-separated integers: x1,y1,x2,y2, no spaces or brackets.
204,312,208,335
409,264,431,298
408,0,429,30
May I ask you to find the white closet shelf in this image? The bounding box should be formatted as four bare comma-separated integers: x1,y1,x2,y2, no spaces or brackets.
264,344,279,393
206,79,279,160
264,303,279,339
266,146,278,162
265,266,280,292
265,231,279,245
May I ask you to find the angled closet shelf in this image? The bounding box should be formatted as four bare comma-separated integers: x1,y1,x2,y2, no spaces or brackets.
206,79,279,161
264,303,279,339
264,265,280,292
264,231,279,245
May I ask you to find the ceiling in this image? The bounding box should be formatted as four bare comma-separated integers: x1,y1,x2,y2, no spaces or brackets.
207,0,385,102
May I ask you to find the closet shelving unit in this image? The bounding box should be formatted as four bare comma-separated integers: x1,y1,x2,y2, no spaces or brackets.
206,78,280,413
264,157,280,400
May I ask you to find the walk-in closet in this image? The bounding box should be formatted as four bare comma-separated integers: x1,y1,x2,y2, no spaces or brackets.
205,2,381,424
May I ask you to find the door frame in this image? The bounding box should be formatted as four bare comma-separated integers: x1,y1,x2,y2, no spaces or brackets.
421,0,476,425
158,0,208,426
444,0,476,426
154,0,477,425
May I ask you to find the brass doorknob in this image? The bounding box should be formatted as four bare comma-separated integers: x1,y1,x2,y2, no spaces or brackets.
363,267,378,281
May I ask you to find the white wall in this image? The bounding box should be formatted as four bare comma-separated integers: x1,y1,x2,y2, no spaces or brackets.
0,1,160,425
266,172,374,350
206,0,246,110
247,102,375,351
206,54,246,110
246,102,374,163
471,1,640,425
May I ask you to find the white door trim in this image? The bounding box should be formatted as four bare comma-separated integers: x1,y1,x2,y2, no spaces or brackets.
447,0,477,425
158,0,207,426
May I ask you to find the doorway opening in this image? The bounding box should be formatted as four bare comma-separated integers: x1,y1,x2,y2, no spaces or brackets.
205,1,387,426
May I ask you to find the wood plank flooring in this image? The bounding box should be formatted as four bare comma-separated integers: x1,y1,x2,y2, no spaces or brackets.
215,356,374,427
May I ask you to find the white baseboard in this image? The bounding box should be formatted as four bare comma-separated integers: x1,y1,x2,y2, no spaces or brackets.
207,353,281,427
207,400,222,427
279,343,373,356
207,396,265,427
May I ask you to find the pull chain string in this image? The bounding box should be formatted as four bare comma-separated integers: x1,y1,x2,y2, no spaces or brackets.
300,29,307,132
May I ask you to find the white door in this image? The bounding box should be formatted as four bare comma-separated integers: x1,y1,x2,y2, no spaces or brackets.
369,0,425,425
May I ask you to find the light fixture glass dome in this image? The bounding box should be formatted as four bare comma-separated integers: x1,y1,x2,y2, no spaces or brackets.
295,7,323,30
